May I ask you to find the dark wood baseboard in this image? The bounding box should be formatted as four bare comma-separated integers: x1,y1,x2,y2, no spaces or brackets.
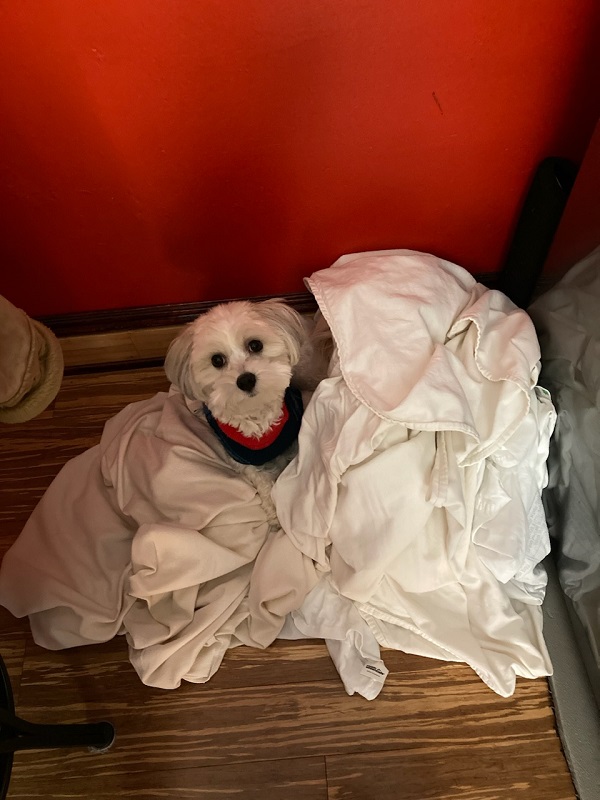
37,272,557,340
37,292,320,338
64,358,166,376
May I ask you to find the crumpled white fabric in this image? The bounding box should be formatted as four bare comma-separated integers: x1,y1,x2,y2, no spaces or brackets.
0,249,556,700
0,389,318,689
272,249,556,697
280,579,389,700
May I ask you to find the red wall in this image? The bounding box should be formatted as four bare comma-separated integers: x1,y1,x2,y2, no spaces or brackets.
1,1,599,316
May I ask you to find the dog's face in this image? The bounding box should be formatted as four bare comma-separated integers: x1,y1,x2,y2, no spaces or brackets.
165,300,307,437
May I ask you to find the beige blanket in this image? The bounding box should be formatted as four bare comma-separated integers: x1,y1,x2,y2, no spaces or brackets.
0,389,317,688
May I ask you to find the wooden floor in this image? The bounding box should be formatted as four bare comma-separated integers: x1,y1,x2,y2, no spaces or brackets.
0,362,576,799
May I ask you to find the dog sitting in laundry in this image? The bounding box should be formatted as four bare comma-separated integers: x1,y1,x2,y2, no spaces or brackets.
164,299,330,525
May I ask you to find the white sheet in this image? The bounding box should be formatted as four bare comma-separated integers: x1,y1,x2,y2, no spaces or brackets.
273,250,555,697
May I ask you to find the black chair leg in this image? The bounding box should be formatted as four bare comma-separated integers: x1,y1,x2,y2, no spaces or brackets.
0,654,115,799
0,707,115,754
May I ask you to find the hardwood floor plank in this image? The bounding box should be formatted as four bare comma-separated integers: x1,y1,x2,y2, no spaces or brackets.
60,331,139,368
8,755,328,799
18,634,340,695
53,368,168,414
0,602,29,637
129,325,182,360
0,633,26,706
325,740,575,800
12,640,566,785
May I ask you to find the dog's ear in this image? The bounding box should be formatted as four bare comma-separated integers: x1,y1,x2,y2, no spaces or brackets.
164,324,198,398
256,299,308,366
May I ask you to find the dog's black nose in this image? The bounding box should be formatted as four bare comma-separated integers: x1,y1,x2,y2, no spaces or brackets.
236,372,256,393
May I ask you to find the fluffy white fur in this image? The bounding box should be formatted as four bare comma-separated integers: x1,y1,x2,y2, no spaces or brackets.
164,298,331,527
165,299,320,437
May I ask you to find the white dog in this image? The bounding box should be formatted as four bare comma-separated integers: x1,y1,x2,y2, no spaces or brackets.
164,299,329,523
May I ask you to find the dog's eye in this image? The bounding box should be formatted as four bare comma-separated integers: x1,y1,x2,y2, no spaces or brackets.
247,339,263,353
211,353,227,369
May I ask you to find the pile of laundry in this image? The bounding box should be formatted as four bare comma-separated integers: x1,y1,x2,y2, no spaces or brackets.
0,250,555,699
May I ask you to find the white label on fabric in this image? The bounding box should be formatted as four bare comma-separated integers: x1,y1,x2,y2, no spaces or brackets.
360,663,389,683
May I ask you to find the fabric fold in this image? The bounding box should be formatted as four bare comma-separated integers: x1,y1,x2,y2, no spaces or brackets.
275,249,555,697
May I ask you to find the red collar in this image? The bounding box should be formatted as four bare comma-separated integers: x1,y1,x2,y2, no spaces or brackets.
213,403,290,450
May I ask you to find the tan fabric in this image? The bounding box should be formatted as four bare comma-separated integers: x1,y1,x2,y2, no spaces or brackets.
0,294,64,423
0,389,318,689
